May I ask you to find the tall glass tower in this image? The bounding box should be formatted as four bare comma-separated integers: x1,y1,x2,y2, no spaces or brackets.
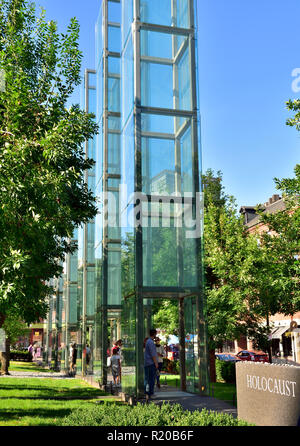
44,0,208,398
119,0,209,397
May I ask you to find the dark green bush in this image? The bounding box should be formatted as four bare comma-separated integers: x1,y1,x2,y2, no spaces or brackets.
162,358,179,374
10,350,32,362
215,360,236,383
62,401,250,426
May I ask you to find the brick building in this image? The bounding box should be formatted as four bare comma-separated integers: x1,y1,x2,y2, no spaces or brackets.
239,194,300,364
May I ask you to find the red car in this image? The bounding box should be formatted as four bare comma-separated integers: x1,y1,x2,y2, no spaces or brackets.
236,350,269,363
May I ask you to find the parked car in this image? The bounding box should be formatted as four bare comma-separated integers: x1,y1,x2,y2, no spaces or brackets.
215,353,242,362
235,350,269,363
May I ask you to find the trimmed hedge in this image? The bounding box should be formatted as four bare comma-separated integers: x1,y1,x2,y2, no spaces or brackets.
10,350,32,362
215,360,236,383
62,401,250,426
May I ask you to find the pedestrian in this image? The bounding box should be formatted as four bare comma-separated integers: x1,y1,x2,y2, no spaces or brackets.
111,340,118,355
116,339,123,382
155,337,164,388
69,343,77,376
110,347,121,386
86,344,91,366
144,329,159,402
33,343,37,361
28,343,33,361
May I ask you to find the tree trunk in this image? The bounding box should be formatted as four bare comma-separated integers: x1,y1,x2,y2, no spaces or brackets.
0,337,10,375
266,313,272,364
209,349,216,382
0,313,9,375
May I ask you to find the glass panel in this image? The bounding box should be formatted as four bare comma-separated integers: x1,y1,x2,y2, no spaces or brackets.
88,89,96,115
141,30,173,59
108,116,121,130
180,124,194,194
176,0,190,28
96,59,103,121
107,190,120,239
108,247,121,305
108,56,120,75
88,72,96,88
88,136,96,161
122,36,134,127
108,25,121,53
142,137,175,195
140,0,190,28
142,202,198,287
177,45,191,110
140,0,172,26
141,62,173,109
185,297,198,393
95,3,103,65
108,77,120,112
108,0,121,23
121,295,136,396
86,267,95,317
107,132,120,174
122,0,133,47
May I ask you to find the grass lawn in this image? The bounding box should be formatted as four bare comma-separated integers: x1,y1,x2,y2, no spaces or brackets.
8,361,56,373
0,376,114,426
162,373,237,406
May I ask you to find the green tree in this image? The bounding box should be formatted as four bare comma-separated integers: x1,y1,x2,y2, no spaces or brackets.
0,0,98,372
253,165,300,352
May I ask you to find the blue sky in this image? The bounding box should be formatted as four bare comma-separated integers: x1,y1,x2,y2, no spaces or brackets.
39,0,300,209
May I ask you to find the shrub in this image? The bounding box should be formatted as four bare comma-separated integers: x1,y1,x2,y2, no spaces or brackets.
62,401,250,426
10,350,32,362
162,358,179,374
215,360,236,383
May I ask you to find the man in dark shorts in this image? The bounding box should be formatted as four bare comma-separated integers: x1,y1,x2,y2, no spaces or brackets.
144,329,159,402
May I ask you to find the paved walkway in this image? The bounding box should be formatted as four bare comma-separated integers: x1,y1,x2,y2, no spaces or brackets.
149,384,237,418
0,370,71,379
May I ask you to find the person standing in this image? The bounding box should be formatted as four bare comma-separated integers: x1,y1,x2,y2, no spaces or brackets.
144,329,159,402
69,343,77,376
28,344,33,362
110,348,121,386
86,344,91,367
155,337,164,388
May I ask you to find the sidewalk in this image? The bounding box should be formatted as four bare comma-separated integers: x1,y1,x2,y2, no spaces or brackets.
148,384,237,418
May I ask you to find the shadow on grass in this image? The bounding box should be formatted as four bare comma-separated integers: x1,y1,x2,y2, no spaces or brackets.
0,384,106,400
0,407,75,425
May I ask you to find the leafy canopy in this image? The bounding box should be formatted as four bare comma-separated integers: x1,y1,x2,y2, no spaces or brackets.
0,0,98,324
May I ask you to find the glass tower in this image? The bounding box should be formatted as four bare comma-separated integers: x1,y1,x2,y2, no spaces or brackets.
120,0,208,397
44,0,208,397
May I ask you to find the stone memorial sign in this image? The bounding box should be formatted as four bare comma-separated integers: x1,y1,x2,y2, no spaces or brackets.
236,361,300,426
0,329,6,353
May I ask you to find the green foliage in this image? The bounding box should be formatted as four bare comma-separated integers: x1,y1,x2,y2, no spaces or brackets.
62,401,250,426
203,166,300,354
9,350,32,361
153,300,179,338
256,165,300,317
215,361,236,383
162,358,179,374
2,311,28,344
0,0,98,325
204,184,254,348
